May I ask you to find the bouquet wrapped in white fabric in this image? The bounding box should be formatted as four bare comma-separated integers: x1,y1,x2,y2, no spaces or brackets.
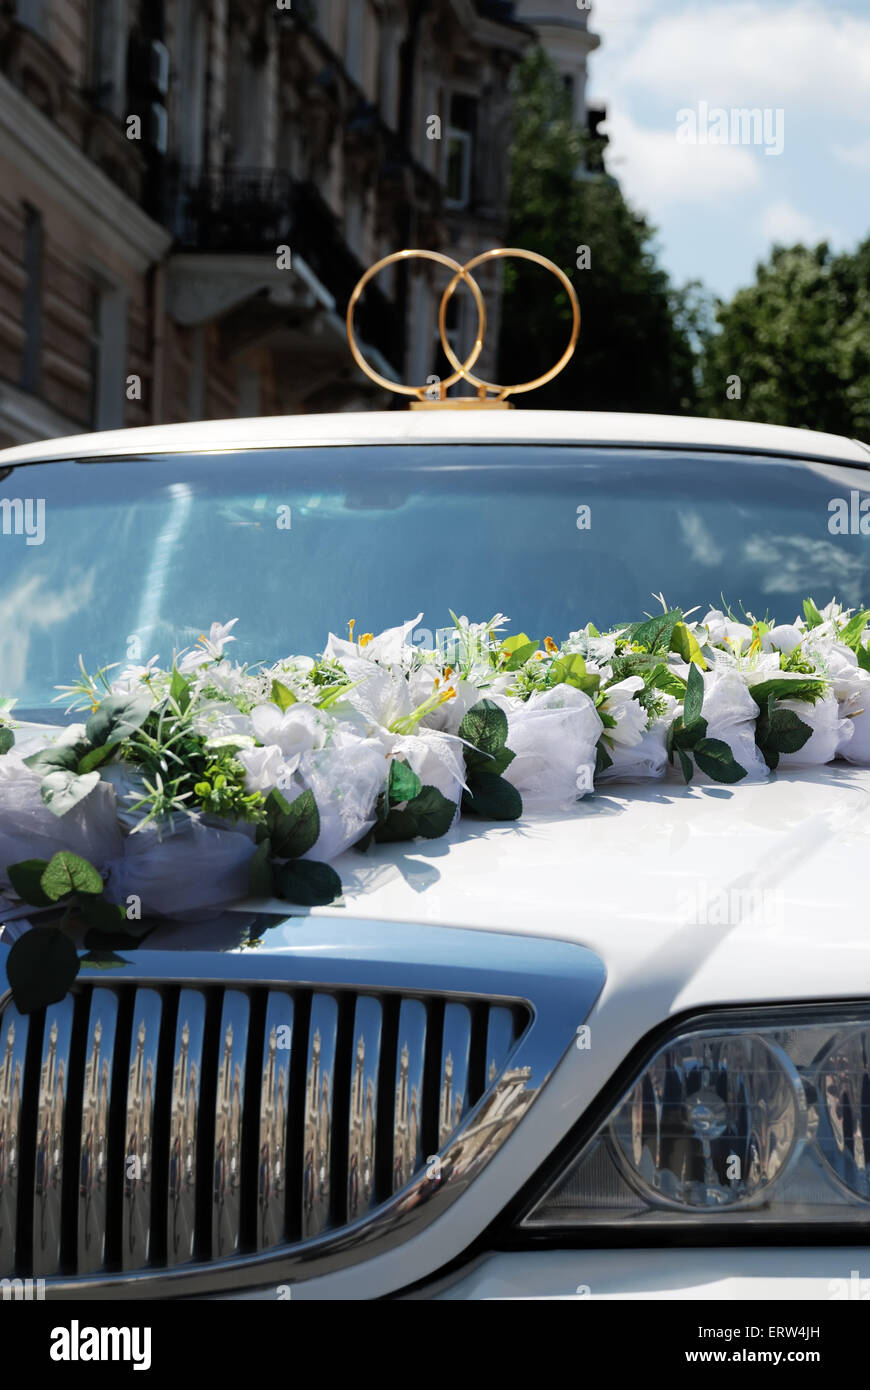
4,597,870,1012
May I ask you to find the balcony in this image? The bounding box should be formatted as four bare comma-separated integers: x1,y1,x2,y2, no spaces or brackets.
164,168,399,371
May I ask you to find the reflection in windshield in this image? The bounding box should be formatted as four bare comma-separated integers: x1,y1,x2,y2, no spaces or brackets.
2,445,869,716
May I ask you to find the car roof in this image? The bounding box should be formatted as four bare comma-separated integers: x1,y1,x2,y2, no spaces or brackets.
2,409,869,468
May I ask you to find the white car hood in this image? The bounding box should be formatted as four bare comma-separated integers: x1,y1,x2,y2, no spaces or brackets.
318,765,870,1019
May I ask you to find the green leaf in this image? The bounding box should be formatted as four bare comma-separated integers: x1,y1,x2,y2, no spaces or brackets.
499,634,539,670
768,708,813,753
675,716,708,750
0,726,13,755
650,665,688,698
315,680,363,710
594,739,613,778
85,688,152,749
77,896,127,933
610,652,662,680
388,759,422,806
270,678,297,711
24,743,79,775
78,948,129,970
170,666,192,714
248,838,276,897
693,738,748,784
677,748,694,783
6,858,52,907
631,609,682,654
376,784,457,841
803,598,824,629
548,653,600,695
268,787,321,860
462,773,522,821
666,715,680,763
483,745,516,776
77,743,114,775
277,859,342,906
751,677,824,706
458,699,509,758
6,927,80,1013
683,661,705,726
40,768,101,818
840,610,870,651
670,620,707,670
858,644,870,674
41,851,104,901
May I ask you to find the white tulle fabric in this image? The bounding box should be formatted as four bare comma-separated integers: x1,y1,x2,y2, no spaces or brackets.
696,670,770,782
103,820,255,918
598,724,669,783
495,685,603,812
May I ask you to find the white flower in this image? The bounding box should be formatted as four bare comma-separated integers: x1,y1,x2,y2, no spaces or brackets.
601,676,647,748
190,701,254,742
250,702,326,758
237,743,289,793
323,613,423,670
178,619,239,674
111,654,161,695
761,624,803,655
700,610,753,653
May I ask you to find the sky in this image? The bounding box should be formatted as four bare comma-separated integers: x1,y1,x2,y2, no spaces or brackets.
587,0,870,300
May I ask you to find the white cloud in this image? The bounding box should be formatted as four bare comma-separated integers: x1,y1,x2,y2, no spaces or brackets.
610,3,870,119
759,200,841,246
600,109,762,208
833,138,870,169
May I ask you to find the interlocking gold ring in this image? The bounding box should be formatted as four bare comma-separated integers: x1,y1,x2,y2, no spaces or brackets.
346,249,486,399
346,246,580,403
439,248,580,398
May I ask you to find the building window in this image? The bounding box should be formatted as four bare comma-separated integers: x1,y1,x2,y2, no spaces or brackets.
20,205,43,394
88,277,128,430
87,0,128,117
445,94,477,210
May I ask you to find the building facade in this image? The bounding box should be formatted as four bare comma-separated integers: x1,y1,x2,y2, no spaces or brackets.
0,0,530,446
515,0,606,169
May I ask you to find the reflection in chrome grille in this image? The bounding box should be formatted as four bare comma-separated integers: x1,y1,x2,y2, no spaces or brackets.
34,997,74,1276
0,978,528,1283
302,995,338,1240
0,1003,28,1275
214,991,249,1259
393,999,426,1192
258,992,292,1251
347,996,381,1222
124,990,161,1270
168,990,205,1265
79,989,118,1273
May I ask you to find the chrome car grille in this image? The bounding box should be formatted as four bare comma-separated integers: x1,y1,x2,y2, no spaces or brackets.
0,919,605,1297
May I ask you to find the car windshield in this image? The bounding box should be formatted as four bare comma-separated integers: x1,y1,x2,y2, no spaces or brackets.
3,442,869,719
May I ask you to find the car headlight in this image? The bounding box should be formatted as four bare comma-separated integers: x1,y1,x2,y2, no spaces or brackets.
520,1007,870,1231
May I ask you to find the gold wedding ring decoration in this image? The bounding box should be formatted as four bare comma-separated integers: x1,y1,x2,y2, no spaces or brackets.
346,247,580,409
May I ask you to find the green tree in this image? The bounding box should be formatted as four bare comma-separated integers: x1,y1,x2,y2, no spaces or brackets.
698,240,870,438
498,48,696,412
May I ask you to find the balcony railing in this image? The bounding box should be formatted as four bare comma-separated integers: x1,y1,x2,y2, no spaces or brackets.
164,168,400,370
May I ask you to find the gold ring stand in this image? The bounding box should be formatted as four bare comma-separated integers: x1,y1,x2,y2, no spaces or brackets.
346,246,580,410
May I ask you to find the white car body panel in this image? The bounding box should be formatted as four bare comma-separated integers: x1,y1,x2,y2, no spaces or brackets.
1,407,869,466
424,1248,869,1300
4,409,870,1300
